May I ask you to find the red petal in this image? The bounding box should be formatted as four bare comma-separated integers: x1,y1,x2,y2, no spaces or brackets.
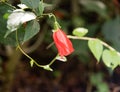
53,29,74,56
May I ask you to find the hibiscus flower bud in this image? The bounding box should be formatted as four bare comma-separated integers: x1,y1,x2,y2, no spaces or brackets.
53,29,74,57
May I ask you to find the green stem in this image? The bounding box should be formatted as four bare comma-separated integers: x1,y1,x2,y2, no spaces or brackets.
50,13,61,29
41,13,60,29
33,61,44,67
41,13,57,21
15,30,58,69
15,30,44,67
17,45,33,60
48,54,59,66
67,35,120,56
15,31,32,60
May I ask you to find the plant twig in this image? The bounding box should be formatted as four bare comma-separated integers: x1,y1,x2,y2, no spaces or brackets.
15,30,58,70
48,54,58,66
67,35,120,56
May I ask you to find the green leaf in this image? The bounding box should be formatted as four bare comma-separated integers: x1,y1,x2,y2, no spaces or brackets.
20,0,40,9
73,27,88,37
0,3,20,45
35,2,51,16
38,1,44,15
102,50,120,69
88,39,103,61
30,59,34,67
6,9,36,36
0,4,28,46
24,20,40,42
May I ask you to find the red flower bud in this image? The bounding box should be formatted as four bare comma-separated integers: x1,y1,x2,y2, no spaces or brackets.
53,29,74,57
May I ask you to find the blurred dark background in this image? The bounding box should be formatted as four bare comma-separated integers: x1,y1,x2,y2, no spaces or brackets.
1,0,120,92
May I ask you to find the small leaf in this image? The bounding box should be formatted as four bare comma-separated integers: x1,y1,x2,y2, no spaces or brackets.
30,59,34,67
20,0,40,9
56,56,67,62
88,39,103,61
102,50,120,69
23,20,40,42
73,27,88,37
38,1,44,15
7,9,36,34
43,65,53,71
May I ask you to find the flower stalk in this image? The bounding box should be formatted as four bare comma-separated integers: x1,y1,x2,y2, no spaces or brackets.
15,30,58,71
